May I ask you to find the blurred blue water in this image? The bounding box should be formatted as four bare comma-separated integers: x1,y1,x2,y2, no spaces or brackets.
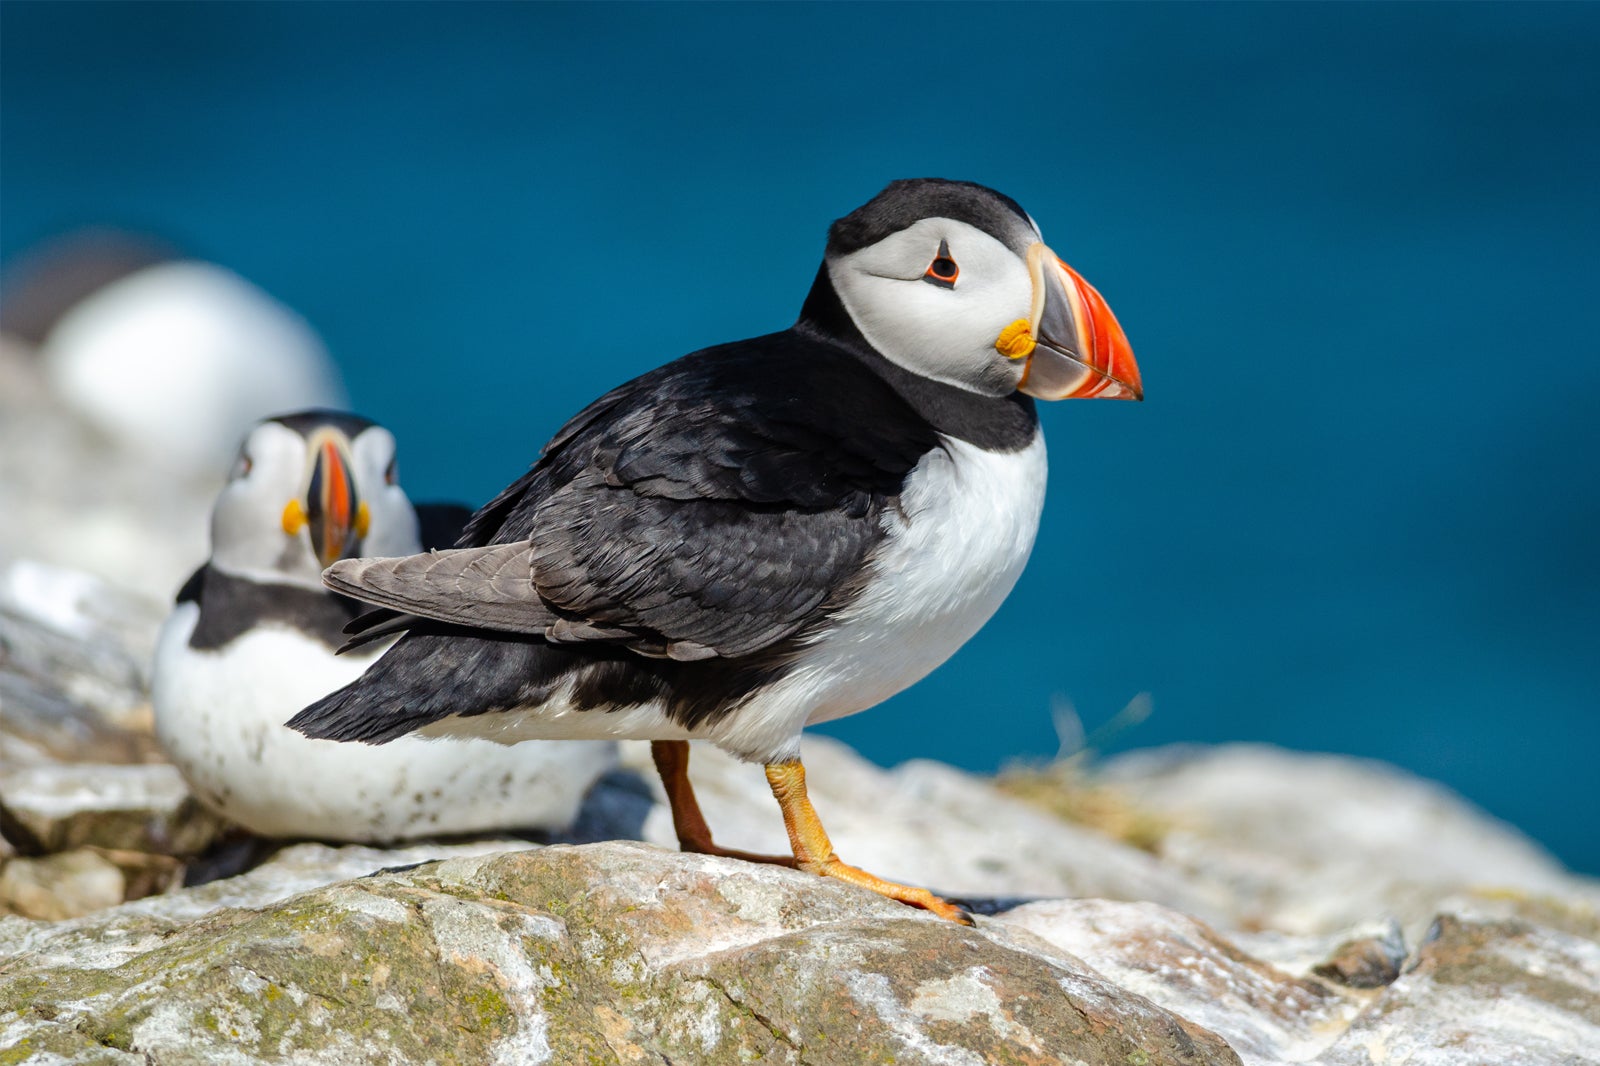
4,3,1597,871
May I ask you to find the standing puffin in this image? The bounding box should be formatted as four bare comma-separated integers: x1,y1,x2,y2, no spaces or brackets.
289,180,1141,922
153,411,614,842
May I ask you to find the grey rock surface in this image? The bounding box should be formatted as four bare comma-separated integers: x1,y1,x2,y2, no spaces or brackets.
1315,914,1600,1066
0,341,216,605
995,898,1356,1064
5,843,1598,1065
0,763,224,858
2,844,1243,1066
0,849,127,923
1100,744,1594,938
620,738,1233,921
1,557,169,771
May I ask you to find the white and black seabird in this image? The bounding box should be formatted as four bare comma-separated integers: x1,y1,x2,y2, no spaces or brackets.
289,180,1142,921
153,410,614,842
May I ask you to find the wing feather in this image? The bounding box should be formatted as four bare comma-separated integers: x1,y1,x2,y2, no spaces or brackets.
323,543,553,635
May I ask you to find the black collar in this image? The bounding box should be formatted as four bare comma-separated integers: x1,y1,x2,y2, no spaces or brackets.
795,265,1038,453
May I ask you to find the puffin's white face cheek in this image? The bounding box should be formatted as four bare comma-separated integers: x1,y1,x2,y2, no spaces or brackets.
348,425,398,504
829,218,1033,396
210,422,322,580
349,426,423,557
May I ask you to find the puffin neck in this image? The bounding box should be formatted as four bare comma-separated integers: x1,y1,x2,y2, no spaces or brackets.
794,264,1038,453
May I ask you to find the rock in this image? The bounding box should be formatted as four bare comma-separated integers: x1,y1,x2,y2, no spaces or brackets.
1432,886,1600,945
0,839,542,979
0,342,216,605
1317,913,1600,1065
0,843,1243,1065
7,841,1600,1065
1,754,1596,1064
619,737,1233,921
0,669,162,770
92,848,186,903
1099,744,1589,936
0,559,169,765
0,849,125,921
995,898,1356,1065
1311,923,1408,989
0,763,225,857
1,558,167,680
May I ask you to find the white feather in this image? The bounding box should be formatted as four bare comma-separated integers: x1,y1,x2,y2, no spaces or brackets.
712,430,1048,760
417,677,692,747
153,603,614,841
829,218,1031,397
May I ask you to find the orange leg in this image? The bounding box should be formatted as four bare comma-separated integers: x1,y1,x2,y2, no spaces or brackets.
764,760,973,926
650,741,796,867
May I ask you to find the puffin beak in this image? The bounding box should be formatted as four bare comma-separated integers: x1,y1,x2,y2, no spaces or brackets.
294,431,368,569
1011,243,1142,401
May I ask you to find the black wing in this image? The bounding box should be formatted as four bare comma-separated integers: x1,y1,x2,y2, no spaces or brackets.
328,331,940,660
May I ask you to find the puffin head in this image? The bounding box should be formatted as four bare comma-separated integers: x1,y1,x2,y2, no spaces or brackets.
208,410,422,589
813,179,1141,402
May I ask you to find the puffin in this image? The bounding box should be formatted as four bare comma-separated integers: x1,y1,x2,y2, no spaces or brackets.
37,256,346,477
152,410,614,842
289,179,1142,922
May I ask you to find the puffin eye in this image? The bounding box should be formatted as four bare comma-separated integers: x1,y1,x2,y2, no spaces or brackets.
232,454,253,480
384,459,398,486
923,239,959,288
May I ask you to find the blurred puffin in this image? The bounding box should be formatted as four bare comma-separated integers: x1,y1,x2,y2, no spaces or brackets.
28,251,348,478
290,180,1142,921
153,410,614,842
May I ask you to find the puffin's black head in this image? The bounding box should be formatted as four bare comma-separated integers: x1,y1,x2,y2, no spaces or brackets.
208,410,422,588
805,178,1141,402
825,179,1036,259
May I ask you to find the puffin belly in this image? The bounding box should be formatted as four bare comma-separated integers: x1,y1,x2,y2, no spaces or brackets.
152,606,611,841
709,431,1049,762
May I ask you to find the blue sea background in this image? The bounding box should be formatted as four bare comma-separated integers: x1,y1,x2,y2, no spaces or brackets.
4,3,1597,872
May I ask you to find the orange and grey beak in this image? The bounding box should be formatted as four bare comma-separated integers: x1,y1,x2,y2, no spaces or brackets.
1003,242,1142,401
282,431,370,568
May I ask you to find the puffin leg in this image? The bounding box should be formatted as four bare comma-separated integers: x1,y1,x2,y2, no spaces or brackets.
764,760,974,926
650,740,796,867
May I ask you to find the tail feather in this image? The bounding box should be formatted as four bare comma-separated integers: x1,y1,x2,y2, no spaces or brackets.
286,679,441,744
286,624,550,745
337,607,417,653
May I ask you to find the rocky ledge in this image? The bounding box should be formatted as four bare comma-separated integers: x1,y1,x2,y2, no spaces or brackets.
4,580,1598,1066
3,832,1598,1066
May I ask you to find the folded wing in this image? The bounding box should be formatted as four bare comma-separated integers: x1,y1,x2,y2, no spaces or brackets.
324,337,937,663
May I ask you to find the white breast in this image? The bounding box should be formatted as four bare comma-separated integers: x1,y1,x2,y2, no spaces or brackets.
152,602,614,841
709,430,1048,761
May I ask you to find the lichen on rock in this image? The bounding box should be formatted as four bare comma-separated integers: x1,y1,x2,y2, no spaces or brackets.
2,845,1249,1065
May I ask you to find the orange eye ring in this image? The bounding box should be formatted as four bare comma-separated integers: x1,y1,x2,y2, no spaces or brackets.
923,238,958,288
